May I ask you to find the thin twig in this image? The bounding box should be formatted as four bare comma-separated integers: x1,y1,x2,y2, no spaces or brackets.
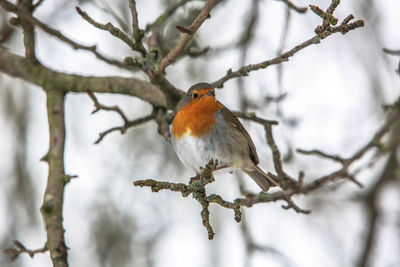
87,90,129,123
18,0,36,60
3,240,47,260
76,6,146,56
276,0,307,13
233,111,279,125
156,0,217,73
129,0,146,55
86,90,154,143
296,148,346,163
31,0,44,11
382,48,400,56
94,115,153,144
145,0,196,32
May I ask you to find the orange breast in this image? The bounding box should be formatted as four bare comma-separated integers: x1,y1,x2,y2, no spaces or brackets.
172,97,223,139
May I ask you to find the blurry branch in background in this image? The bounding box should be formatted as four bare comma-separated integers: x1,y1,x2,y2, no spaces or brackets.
383,47,400,74
275,0,307,13
0,86,41,266
236,0,261,111
382,48,400,55
356,150,399,267
211,4,364,88
356,100,400,267
87,90,155,144
145,0,195,32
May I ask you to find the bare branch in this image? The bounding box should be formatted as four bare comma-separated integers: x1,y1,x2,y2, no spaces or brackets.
145,0,196,32
135,160,219,239
86,90,154,143
281,197,311,214
0,47,171,108
129,0,145,54
233,111,279,125
94,115,153,144
296,148,346,163
211,5,364,88
0,0,131,69
31,0,44,11
3,240,47,260
76,6,146,56
382,48,400,56
326,0,340,15
40,90,69,267
18,0,36,59
156,0,217,73
87,90,129,122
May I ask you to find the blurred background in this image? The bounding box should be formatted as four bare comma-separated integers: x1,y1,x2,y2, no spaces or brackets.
0,0,399,266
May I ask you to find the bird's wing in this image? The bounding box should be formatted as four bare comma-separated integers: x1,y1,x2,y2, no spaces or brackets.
218,104,259,165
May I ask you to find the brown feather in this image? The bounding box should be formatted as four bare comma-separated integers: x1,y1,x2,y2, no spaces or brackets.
218,105,260,165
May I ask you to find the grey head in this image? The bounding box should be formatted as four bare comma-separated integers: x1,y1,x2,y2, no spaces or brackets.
177,82,215,110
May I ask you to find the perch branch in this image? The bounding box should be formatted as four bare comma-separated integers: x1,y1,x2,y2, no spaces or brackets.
134,108,400,237
134,160,219,239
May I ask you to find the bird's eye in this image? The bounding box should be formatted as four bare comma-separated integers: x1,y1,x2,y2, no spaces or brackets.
192,92,199,99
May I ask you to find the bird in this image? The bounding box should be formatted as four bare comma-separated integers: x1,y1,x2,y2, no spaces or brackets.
171,82,278,191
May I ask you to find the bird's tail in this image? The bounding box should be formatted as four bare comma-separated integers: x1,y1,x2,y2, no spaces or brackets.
244,165,278,192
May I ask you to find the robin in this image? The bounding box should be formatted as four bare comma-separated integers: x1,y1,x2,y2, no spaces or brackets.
171,82,278,191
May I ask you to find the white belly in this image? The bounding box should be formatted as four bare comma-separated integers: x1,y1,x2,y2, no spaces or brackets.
172,131,231,174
